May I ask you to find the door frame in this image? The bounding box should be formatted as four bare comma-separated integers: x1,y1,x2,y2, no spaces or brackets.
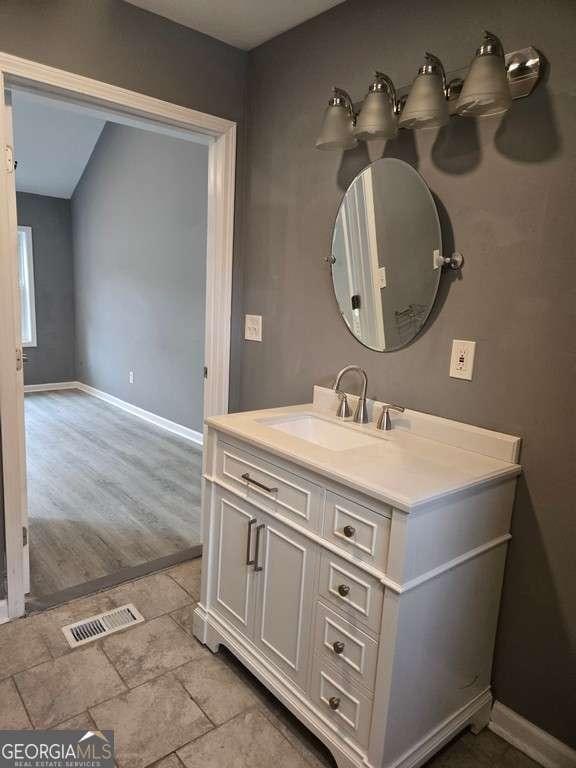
0,52,237,620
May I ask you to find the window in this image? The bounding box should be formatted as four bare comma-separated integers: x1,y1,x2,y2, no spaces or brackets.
17,226,37,347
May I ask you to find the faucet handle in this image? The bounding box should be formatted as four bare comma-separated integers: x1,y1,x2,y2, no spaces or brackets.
336,391,351,419
376,404,405,431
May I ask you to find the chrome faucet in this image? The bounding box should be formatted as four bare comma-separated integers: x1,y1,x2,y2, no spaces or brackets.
333,366,369,423
376,404,405,431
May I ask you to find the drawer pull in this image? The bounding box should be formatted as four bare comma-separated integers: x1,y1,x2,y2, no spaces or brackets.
337,584,350,597
343,525,356,538
332,641,345,655
241,472,278,494
328,696,341,710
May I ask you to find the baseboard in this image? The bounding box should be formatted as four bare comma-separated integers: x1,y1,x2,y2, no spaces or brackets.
24,380,80,392
490,701,576,768
24,380,203,447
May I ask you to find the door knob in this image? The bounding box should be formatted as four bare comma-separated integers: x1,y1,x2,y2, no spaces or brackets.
328,696,340,710
337,584,350,597
343,525,355,538
333,641,345,655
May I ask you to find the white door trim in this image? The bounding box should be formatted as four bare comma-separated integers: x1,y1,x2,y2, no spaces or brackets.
0,51,236,619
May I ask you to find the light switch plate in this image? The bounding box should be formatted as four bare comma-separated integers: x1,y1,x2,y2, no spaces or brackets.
245,314,262,342
450,339,476,380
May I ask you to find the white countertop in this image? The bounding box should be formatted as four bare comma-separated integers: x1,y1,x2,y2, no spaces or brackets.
205,397,522,512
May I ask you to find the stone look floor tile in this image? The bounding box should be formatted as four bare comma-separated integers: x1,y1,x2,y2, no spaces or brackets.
102,616,207,688
54,711,98,730
91,673,212,768
0,678,32,729
36,591,117,657
167,560,202,600
15,645,126,728
0,615,51,677
107,573,192,619
259,700,335,768
170,605,197,637
174,654,261,725
177,709,310,768
151,754,185,768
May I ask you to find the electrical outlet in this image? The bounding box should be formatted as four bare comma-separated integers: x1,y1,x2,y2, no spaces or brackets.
245,314,262,342
129,371,134,384
450,340,476,380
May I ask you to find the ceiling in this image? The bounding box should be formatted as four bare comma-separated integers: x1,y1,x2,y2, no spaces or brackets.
123,0,346,50
13,91,105,199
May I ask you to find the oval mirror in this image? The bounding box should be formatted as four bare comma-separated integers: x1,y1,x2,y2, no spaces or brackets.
331,158,442,351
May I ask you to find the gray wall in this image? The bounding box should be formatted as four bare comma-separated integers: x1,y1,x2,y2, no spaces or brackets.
242,0,576,748
72,122,208,432
16,192,75,385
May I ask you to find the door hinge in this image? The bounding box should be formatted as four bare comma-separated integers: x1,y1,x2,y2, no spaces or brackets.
5,144,14,173
23,526,28,546
16,347,23,371
204,366,208,379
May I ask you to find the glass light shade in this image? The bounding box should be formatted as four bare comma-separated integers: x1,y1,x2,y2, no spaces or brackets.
398,72,449,130
316,103,357,151
354,90,398,140
456,53,512,117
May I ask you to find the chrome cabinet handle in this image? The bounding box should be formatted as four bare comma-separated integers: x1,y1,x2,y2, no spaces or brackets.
241,472,278,494
337,584,350,597
343,525,355,538
328,697,340,710
333,641,345,655
254,523,265,572
246,518,257,565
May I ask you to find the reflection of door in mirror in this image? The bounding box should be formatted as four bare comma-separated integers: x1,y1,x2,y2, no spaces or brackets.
331,158,442,352
331,167,385,350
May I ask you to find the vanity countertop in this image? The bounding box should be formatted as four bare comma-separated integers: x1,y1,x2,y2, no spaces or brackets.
205,393,521,512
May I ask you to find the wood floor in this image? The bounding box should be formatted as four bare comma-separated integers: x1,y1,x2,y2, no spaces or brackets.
25,389,202,598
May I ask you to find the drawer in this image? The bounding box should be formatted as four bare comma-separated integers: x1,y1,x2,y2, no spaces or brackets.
319,553,383,635
310,654,373,750
323,491,391,569
216,440,323,530
314,601,378,693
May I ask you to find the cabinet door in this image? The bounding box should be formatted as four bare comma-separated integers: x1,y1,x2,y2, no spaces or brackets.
253,513,317,690
211,488,258,640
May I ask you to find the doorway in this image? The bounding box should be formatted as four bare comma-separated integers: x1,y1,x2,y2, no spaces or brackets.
0,52,236,621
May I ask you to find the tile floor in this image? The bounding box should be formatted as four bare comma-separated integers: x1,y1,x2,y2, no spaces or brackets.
0,558,538,768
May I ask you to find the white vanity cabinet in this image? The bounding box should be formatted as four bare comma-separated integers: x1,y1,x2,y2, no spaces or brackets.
194,398,521,768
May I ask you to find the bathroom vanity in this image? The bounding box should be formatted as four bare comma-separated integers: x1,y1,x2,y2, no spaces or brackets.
193,386,521,768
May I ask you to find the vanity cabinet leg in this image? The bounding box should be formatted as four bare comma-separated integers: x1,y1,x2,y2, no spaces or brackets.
470,698,492,735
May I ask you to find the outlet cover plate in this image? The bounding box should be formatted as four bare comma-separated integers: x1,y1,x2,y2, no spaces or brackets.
450,339,476,380
245,314,262,342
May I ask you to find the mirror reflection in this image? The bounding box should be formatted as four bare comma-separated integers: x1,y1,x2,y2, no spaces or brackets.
331,158,442,351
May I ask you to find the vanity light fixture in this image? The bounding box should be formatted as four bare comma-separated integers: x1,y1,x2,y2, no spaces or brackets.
398,53,450,130
315,31,541,149
456,31,512,117
353,72,399,140
315,87,357,151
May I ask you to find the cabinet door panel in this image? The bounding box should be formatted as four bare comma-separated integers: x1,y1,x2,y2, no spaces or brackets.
212,490,257,639
255,516,316,689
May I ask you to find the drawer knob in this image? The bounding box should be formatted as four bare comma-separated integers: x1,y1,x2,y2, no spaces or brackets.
333,641,345,655
343,525,356,538
328,696,341,710
337,584,350,597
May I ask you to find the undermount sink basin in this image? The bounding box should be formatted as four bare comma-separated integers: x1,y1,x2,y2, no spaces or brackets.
259,414,381,451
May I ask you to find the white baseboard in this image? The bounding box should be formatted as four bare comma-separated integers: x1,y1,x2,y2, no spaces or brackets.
24,381,80,393
490,701,576,768
24,380,203,447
